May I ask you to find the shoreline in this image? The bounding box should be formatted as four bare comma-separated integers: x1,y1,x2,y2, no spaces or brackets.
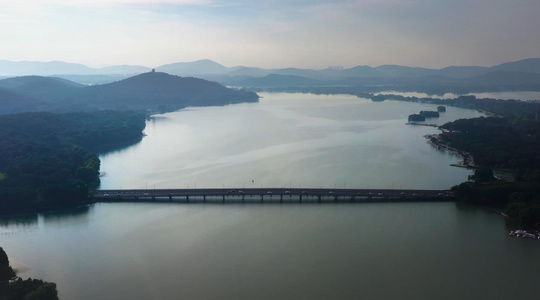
425,133,477,169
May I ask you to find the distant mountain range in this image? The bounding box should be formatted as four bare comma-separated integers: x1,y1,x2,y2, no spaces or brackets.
1,58,539,79
0,72,259,115
0,60,151,76
2,58,540,92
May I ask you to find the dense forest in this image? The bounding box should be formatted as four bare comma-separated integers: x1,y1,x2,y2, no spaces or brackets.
0,247,15,282
361,90,540,229
441,117,540,169
431,99,540,229
0,111,146,213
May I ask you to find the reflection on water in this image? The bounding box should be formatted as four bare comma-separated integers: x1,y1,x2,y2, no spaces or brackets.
42,205,92,226
1,202,539,300
0,214,38,237
0,214,38,228
99,93,485,190
2,92,538,300
0,205,92,236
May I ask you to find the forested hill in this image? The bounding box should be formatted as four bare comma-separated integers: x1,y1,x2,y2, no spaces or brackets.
78,72,259,111
0,72,259,114
0,87,43,114
0,111,147,213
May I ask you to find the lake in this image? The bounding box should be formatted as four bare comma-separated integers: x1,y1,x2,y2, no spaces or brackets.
99,93,484,190
1,202,539,300
1,93,538,300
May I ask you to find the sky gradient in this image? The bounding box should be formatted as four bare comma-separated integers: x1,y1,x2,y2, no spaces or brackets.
1,0,539,69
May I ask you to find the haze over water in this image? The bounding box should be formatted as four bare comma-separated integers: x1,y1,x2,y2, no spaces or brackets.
2,92,539,300
99,93,484,190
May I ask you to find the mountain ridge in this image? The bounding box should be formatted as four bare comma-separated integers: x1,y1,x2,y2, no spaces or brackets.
2,58,540,79
2,58,540,94
0,72,259,114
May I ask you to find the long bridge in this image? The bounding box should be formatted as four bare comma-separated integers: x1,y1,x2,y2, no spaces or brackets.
92,188,454,204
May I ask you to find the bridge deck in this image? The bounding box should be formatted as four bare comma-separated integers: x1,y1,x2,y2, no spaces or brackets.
92,188,454,204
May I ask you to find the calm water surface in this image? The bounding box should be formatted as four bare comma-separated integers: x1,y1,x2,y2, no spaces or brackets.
99,93,484,190
1,203,538,300
2,93,538,300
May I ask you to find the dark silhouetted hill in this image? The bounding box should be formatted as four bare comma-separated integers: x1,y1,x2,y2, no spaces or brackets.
3,57,540,94
0,87,44,114
0,76,83,100
491,58,540,74
75,72,259,111
0,76,82,89
0,72,258,114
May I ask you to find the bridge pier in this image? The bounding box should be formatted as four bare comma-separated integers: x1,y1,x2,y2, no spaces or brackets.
94,188,453,205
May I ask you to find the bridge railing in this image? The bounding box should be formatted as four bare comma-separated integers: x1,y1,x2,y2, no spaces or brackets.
90,188,454,203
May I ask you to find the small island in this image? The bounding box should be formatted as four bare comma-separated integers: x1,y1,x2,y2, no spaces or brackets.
408,110,441,123
408,114,426,122
420,110,440,118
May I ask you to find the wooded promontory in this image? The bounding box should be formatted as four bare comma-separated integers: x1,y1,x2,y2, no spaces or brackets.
0,111,146,213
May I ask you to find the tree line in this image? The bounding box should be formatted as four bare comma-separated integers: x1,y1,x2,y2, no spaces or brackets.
0,111,146,213
433,100,540,229
355,91,540,229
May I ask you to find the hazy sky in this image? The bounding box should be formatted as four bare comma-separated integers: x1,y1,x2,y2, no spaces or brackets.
1,0,539,69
